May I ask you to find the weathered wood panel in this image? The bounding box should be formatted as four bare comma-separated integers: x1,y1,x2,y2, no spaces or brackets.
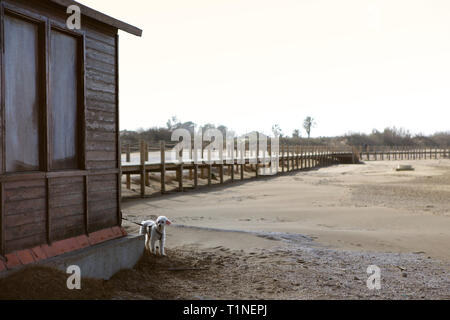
87,130,116,142
86,37,115,56
86,89,116,103
5,210,46,228
86,120,116,132
86,69,115,86
86,48,115,66
87,160,117,170
84,14,118,175
88,174,118,231
49,177,85,241
86,100,116,113
4,179,47,252
85,28,116,47
86,139,116,152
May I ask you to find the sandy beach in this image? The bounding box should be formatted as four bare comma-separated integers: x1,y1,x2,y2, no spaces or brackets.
117,159,450,299
1,159,449,300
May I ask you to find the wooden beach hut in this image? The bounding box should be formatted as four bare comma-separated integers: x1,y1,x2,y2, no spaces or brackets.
0,0,141,265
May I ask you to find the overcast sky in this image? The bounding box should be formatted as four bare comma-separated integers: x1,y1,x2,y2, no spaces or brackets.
79,0,450,137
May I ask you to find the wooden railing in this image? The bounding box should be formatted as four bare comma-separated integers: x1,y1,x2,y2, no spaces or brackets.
357,146,449,161
120,141,355,198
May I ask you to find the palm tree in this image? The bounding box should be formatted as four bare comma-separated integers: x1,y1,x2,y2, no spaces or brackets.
303,117,316,139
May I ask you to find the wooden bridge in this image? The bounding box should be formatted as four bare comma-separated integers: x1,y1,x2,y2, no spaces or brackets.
120,141,358,198
120,142,449,198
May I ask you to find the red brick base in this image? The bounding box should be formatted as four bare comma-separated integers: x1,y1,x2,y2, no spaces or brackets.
0,227,127,273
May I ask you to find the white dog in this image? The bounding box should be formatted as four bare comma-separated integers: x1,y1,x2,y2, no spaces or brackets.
139,216,172,256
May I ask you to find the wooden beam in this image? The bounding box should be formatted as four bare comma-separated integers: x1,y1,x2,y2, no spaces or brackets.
219,164,224,183
84,176,89,235
115,33,121,226
145,141,150,187
255,133,259,178
140,140,145,197
208,148,212,186
48,0,143,36
46,178,52,244
0,182,4,256
160,141,166,194
193,164,198,188
300,147,303,169
178,163,183,192
286,145,290,172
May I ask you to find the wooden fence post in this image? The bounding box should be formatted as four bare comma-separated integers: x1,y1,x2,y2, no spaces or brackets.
313,147,316,167
140,140,146,197
194,163,198,188
178,162,184,192
308,147,312,168
126,144,131,189
126,145,131,162
262,139,267,176
144,142,150,187
300,147,304,169
287,145,291,172
220,163,224,184
292,146,295,170
160,141,166,194
145,142,149,161
255,133,260,178
208,148,212,186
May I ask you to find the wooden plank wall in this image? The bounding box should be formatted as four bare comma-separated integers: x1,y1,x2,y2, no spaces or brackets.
4,179,47,252
49,177,85,241
0,0,121,255
85,28,117,171
84,23,119,232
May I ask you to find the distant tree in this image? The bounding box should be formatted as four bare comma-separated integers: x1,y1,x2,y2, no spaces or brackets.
303,117,316,139
166,116,180,130
180,121,196,135
202,123,216,135
292,129,301,139
272,124,283,137
217,125,228,136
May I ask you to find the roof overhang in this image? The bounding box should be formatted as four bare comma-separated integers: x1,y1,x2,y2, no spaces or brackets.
49,0,142,36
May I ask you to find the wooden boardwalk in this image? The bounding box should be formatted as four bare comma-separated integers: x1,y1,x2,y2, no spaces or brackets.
358,146,449,162
120,142,449,198
120,141,358,197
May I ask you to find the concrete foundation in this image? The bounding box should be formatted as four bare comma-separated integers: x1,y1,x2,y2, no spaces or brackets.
0,234,145,280
43,234,145,280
